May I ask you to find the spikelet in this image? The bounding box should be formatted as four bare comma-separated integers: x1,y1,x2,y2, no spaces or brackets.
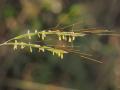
13,40,18,50
27,30,31,39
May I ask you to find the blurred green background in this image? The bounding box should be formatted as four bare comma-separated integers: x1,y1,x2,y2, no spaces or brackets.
0,0,120,90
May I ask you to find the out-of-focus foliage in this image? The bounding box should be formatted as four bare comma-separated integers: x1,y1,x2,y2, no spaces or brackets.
0,0,120,90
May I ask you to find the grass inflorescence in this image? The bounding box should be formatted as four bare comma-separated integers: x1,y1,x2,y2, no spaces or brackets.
0,26,119,63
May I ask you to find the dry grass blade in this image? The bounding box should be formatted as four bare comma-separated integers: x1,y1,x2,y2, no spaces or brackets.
80,55,103,63
65,48,103,63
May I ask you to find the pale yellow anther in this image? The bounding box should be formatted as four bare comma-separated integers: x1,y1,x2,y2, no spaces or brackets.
52,51,55,55
68,37,72,42
35,30,38,33
13,40,18,50
29,42,32,53
58,35,62,40
38,48,41,52
72,36,75,40
42,35,45,40
60,53,63,59
41,48,45,52
30,46,32,53
58,52,61,57
41,31,46,40
38,33,41,38
38,48,45,52
62,35,65,40
27,30,31,39
42,35,44,40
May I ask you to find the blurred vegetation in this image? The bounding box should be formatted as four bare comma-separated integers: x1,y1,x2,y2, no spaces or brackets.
0,0,120,90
